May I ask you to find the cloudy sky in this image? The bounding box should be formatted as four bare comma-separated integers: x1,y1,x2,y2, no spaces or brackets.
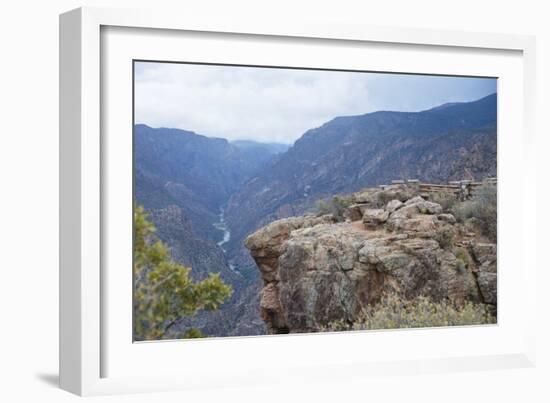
134,61,497,145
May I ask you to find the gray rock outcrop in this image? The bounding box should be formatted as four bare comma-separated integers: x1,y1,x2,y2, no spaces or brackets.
245,192,496,334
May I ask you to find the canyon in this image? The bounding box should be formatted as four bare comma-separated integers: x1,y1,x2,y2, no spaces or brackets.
134,93,497,337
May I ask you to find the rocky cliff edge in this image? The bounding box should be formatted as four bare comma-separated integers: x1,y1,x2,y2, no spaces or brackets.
245,185,497,334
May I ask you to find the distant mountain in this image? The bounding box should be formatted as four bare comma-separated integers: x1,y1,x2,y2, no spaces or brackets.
426,101,463,111
134,124,281,241
224,93,497,267
231,140,290,155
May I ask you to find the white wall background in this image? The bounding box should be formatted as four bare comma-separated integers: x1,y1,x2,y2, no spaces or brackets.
0,0,548,401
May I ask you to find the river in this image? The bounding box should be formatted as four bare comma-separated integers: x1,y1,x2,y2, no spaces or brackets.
213,207,230,252
213,206,239,274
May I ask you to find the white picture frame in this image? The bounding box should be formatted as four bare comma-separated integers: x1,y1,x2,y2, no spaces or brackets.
59,6,537,396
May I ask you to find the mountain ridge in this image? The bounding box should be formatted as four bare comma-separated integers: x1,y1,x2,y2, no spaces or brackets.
224,93,497,275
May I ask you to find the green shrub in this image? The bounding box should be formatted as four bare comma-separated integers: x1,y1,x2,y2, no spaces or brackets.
327,294,495,331
183,328,205,339
451,184,497,241
453,247,472,274
430,191,459,212
375,191,395,208
133,205,233,341
451,200,477,222
434,226,454,250
316,199,331,215
316,195,353,221
455,259,466,274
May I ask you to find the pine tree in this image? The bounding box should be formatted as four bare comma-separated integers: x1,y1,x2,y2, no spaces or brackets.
133,205,232,340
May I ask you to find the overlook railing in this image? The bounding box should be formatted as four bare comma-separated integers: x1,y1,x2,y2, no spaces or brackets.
379,177,497,200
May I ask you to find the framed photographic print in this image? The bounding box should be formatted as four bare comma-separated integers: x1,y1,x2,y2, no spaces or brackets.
60,7,537,396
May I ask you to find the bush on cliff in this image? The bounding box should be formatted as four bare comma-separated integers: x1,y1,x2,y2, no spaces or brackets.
327,295,496,332
133,205,232,341
430,191,460,212
316,195,353,221
434,225,455,250
451,184,497,241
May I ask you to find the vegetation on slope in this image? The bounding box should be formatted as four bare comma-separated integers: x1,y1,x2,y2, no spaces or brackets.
133,205,232,341
327,295,496,332
430,184,497,242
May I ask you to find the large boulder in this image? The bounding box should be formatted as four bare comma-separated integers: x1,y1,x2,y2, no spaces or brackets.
386,198,443,232
344,203,371,221
438,213,457,224
385,199,403,213
362,208,390,229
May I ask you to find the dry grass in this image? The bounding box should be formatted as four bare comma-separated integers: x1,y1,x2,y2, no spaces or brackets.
451,185,497,241
327,294,496,332
316,195,354,221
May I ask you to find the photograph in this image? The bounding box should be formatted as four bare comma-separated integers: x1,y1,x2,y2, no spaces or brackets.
132,61,498,341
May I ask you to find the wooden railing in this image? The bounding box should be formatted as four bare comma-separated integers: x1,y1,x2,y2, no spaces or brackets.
379,177,497,200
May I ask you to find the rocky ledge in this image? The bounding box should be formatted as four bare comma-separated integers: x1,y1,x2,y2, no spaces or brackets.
245,187,496,334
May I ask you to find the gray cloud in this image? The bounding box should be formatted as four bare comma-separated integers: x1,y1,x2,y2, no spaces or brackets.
135,62,496,144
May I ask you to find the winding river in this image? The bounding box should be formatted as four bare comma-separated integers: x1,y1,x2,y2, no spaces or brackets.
213,207,231,251
213,207,239,274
